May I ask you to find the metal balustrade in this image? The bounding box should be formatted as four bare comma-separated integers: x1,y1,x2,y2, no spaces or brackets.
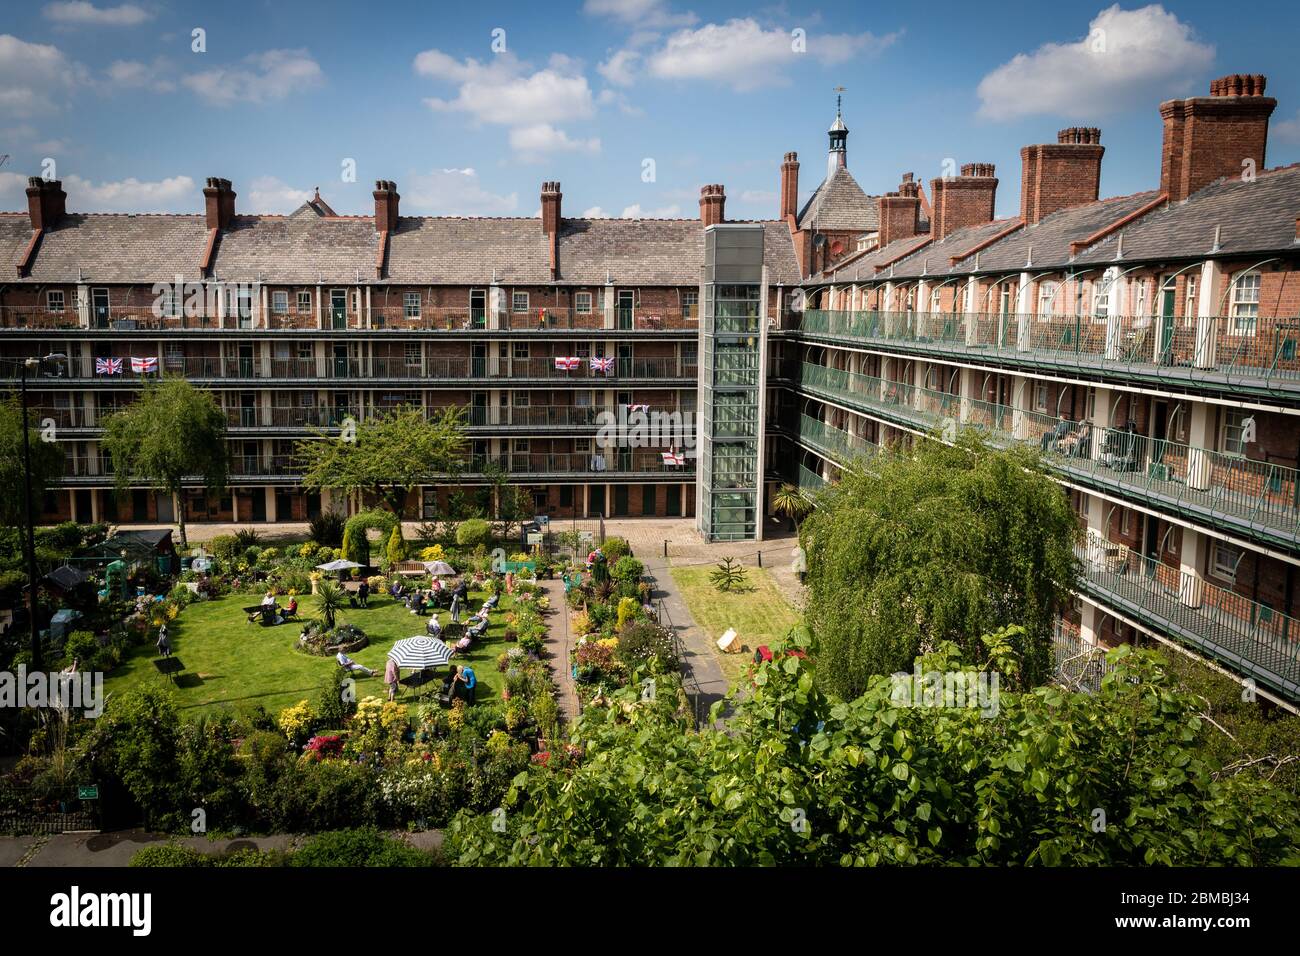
797,464,826,492
794,360,1300,549
1052,619,1113,693
1076,534,1300,699
797,412,878,463
796,310,1300,392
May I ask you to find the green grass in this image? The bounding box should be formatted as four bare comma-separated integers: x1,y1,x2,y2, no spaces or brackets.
670,564,803,687
103,588,513,715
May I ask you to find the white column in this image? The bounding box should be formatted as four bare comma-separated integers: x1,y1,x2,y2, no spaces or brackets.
1016,273,1032,351
916,279,930,339
1178,527,1208,608
265,487,277,522
1194,260,1222,369
959,367,976,423
603,284,615,330
1091,386,1113,463
1079,602,1103,646
315,284,322,329
1011,375,1030,440
964,278,979,346
259,284,268,330
913,360,928,412
1185,400,1214,490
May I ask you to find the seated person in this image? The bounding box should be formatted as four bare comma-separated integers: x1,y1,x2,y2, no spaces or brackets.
283,596,298,618
439,665,458,702
261,590,278,607
409,591,426,615
426,616,443,637
452,664,477,704
466,617,489,640
481,591,500,612
336,651,374,677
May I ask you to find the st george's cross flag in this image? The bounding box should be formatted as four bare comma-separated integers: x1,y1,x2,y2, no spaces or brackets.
554,356,580,371
95,357,124,376
130,356,159,374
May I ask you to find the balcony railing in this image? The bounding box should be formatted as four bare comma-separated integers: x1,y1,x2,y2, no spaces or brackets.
797,413,878,464
1077,534,1300,699
796,310,1300,392
795,361,1300,549
797,464,827,493
1052,619,1113,693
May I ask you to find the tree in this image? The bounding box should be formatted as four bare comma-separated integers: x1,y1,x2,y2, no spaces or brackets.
802,433,1078,698
0,396,64,527
385,525,406,566
100,378,229,549
445,645,1300,866
770,482,814,532
295,405,467,519
710,557,749,592
314,580,347,630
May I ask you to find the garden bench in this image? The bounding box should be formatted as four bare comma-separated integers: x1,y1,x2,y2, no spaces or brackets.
392,561,428,577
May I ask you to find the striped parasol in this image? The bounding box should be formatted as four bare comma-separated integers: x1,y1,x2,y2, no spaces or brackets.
387,635,453,669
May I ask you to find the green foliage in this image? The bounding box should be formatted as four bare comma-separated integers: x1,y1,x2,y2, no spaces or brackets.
803,434,1078,698
210,535,239,561
455,518,492,550
770,482,814,529
385,525,407,566
611,556,644,582
129,844,210,868
313,580,347,631
447,645,1300,866
290,828,438,867
82,686,183,826
317,667,357,726
295,405,467,517
615,620,678,672
601,537,631,561
308,510,346,548
709,557,749,593
99,378,229,547
0,396,64,527
340,509,397,566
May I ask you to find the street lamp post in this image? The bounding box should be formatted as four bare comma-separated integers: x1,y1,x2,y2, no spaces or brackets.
17,352,66,669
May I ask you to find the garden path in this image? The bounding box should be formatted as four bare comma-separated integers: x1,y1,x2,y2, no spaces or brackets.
539,579,580,723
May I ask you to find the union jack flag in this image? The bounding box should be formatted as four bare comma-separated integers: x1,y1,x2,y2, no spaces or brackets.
590,356,615,373
130,355,159,374
95,357,123,376
554,356,580,371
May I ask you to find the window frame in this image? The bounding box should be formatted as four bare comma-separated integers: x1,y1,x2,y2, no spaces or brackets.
511,291,529,314
272,290,289,314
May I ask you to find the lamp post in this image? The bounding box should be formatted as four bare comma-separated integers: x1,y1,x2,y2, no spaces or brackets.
17,352,66,669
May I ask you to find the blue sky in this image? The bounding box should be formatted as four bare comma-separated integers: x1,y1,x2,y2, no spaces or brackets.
2,0,1298,222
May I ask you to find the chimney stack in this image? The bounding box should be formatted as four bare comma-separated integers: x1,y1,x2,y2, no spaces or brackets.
373,179,400,232
1018,127,1104,226
203,177,236,231
877,172,921,247
780,152,800,222
1161,74,1275,203
699,184,726,226
929,164,997,240
25,177,67,231
541,181,562,235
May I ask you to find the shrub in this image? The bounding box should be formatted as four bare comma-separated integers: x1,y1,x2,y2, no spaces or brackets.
210,535,239,561
602,537,631,561
62,630,101,670
385,525,407,566
616,596,641,630
318,668,357,726
277,700,315,745
129,843,211,868
615,620,678,671
309,511,346,548
611,557,644,582
291,828,437,868
233,528,262,551
419,544,446,562
456,519,492,550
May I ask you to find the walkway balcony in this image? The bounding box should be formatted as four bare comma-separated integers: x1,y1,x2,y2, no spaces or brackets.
796,412,878,464
794,361,1300,553
1076,534,1300,700
794,310,1300,398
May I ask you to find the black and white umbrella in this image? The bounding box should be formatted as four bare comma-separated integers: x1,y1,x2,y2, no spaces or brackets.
387,635,453,669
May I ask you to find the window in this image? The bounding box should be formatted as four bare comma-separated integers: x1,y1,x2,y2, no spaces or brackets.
1183,276,1197,325
575,292,592,314
575,341,590,359
683,290,698,318
272,291,288,314
513,391,530,407
404,343,421,368
513,439,530,453
1036,282,1057,318
1211,541,1241,583
1229,272,1260,335
1133,280,1148,318
297,291,312,314
574,438,591,453
296,342,312,360
513,342,529,360
1093,272,1115,319
512,291,529,313
574,390,592,407
404,292,421,318
1121,508,1132,535
159,289,179,317
999,286,1012,316
47,290,64,312
1033,383,1048,412
1220,409,1252,457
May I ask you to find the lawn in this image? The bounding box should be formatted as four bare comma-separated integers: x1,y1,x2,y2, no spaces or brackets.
103,587,514,716
669,564,803,688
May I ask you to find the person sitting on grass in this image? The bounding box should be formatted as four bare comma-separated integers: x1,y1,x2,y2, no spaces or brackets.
336,651,374,677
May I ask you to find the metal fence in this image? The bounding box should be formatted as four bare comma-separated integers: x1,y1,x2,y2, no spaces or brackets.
1052,620,1113,694
0,784,101,835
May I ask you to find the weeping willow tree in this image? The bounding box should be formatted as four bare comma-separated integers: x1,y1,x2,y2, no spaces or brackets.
801,432,1079,699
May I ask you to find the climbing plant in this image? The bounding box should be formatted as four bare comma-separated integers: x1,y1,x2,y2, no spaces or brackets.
340,509,398,566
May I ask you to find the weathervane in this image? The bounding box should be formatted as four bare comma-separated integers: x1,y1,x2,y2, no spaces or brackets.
833,86,847,115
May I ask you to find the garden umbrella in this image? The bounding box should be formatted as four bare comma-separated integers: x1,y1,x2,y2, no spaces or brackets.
424,560,456,577
316,559,363,572
387,635,453,669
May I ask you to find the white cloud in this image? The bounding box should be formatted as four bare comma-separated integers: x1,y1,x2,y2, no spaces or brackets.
418,50,596,127
183,49,323,106
0,172,30,208
104,57,176,93
583,0,696,29
1275,110,1300,144
581,205,607,217
509,123,601,162
644,19,895,91
61,173,196,212
977,4,1214,121
0,35,86,117
598,49,641,86
621,202,681,218
403,167,518,216
739,189,777,203
245,176,313,214
43,2,152,26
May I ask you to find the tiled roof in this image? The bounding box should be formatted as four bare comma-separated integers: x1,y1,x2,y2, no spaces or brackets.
797,166,879,233
887,218,1023,280
9,213,211,282
0,215,34,275
559,218,701,284
823,232,931,281
970,191,1163,274
1073,165,1300,265
386,217,550,284
213,215,378,283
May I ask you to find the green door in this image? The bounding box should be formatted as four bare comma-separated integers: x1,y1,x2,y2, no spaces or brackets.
1159,285,1176,365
